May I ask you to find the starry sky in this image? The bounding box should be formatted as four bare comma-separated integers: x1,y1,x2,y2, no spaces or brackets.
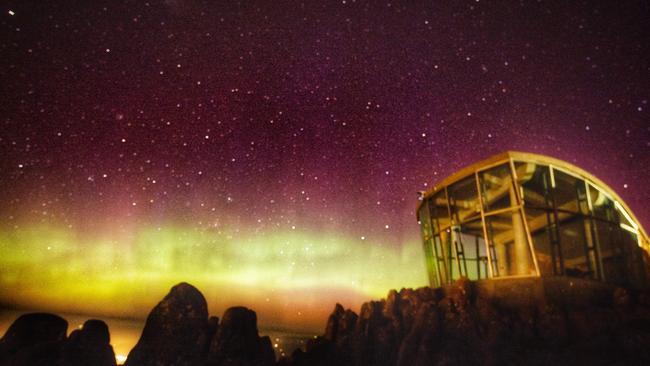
0,0,649,330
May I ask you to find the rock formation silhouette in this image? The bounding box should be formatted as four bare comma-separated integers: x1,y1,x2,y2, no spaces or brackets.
284,277,650,366
60,319,117,366
3,278,650,366
206,307,275,366
0,313,115,366
124,282,274,366
124,282,211,366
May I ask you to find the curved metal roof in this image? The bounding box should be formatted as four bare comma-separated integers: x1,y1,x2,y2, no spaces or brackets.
417,151,649,248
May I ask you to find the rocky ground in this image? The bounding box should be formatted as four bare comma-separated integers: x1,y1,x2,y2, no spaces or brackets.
3,278,650,366
0,312,116,366
288,278,650,366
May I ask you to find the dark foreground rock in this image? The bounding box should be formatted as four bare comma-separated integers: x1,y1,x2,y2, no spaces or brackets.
124,282,211,366
0,313,68,366
5,278,650,366
0,284,273,366
0,313,115,366
283,277,650,366
60,319,116,366
124,282,274,366
207,307,275,366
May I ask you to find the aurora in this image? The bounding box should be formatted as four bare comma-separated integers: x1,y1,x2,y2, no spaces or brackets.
0,222,426,330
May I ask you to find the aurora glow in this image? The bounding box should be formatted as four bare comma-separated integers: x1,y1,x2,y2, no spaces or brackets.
0,223,425,329
1,0,649,353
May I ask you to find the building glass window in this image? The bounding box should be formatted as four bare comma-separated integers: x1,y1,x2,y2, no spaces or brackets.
523,207,556,276
424,190,453,285
418,153,649,289
621,229,645,287
432,233,448,285
453,219,488,280
553,169,588,214
485,209,536,276
437,228,457,282
418,200,439,287
479,163,514,212
515,162,553,210
616,204,637,231
588,184,616,222
429,190,451,234
445,176,491,282
594,220,625,284
558,215,593,278
448,176,481,224
422,238,439,288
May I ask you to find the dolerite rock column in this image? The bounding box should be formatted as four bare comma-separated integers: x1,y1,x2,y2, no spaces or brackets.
324,304,357,343
0,312,68,366
207,306,275,366
0,313,68,365
288,278,650,366
0,313,67,366
124,282,210,366
60,319,116,366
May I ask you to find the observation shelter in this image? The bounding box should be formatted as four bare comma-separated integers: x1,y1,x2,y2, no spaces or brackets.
416,151,649,290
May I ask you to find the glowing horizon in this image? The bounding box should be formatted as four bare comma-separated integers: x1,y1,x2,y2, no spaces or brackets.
0,221,427,330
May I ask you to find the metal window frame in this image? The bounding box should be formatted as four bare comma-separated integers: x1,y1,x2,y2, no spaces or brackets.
473,159,541,278
508,158,541,277
475,171,494,278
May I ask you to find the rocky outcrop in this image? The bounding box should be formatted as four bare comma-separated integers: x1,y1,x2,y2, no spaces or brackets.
0,313,67,356
285,277,650,366
0,314,115,366
0,283,275,366
206,307,275,366
124,283,275,366
124,282,211,366
0,313,68,366
5,279,650,366
60,319,116,366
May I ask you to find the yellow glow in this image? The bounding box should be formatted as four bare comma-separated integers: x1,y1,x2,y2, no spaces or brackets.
0,223,427,330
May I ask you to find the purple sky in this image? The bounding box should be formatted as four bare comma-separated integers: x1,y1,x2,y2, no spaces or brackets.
1,0,649,246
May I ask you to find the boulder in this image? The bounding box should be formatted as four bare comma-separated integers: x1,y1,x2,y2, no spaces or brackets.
60,319,116,366
0,313,68,355
324,304,357,343
124,282,210,366
0,312,68,366
284,277,650,366
206,307,274,366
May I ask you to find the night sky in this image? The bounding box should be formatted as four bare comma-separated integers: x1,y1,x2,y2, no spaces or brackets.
1,0,649,332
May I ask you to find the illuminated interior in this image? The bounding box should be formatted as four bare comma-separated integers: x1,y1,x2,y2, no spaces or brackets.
417,151,650,289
